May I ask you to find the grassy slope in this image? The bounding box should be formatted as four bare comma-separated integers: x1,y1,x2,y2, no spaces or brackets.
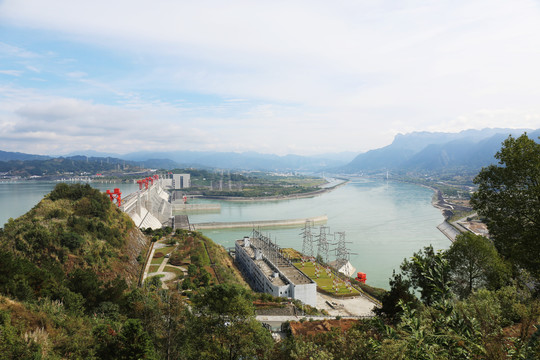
164,229,248,289
0,183,148,285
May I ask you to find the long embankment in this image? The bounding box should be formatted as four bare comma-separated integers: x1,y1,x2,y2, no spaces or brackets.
198,180,349,202
191,215,328,230
424,185,472,242
171,203,221,212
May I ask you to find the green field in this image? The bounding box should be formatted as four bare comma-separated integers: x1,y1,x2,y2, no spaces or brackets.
293,261,359,296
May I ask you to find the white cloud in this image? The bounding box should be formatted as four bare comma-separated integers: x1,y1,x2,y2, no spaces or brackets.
0,0,540,154
0,70,23,76
0,41,39,58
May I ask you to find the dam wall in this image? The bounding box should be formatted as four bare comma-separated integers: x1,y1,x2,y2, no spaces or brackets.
120,180,172,229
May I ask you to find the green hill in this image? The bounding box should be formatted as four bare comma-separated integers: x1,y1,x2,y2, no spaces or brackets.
1,183,147,284
0,183,149,308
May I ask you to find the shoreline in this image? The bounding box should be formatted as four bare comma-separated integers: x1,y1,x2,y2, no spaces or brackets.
197,180,349,202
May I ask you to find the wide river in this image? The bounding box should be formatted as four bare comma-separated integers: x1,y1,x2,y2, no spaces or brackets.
0,179,449,289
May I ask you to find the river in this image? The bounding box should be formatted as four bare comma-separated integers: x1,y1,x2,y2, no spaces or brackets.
0,179,449,289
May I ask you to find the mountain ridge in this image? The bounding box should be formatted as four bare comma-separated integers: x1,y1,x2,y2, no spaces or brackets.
342,128,540,173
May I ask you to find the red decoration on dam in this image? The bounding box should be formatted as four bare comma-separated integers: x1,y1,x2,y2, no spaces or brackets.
106,188,122,207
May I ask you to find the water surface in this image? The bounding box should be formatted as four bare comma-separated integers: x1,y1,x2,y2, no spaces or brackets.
186,179,449,289
0,179,449,289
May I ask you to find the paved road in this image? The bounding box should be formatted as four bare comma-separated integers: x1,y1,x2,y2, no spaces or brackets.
157,257,169,272
144,241,186,289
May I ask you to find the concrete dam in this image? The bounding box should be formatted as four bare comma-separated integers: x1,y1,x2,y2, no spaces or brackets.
119,179,172,230
114,176,327,231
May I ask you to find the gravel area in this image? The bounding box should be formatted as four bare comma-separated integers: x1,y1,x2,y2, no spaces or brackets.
316,292,376,317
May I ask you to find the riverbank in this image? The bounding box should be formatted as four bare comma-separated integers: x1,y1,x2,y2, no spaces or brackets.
198,180,349,202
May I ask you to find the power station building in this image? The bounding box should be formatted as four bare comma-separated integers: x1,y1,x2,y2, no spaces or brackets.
162,173,191,189
235,231,317,307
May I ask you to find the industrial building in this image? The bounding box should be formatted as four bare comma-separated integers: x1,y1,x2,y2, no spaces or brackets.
161,173,191,189
235,230,317,307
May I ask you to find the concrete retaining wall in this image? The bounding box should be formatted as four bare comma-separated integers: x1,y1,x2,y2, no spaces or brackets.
192,215,328,230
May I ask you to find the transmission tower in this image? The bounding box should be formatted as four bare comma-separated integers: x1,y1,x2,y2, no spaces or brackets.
316,226,331,263
332,231,356,262
252,228,283,265
301,220,315,258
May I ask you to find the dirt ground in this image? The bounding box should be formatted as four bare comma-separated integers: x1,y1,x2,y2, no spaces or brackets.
316,292,377,317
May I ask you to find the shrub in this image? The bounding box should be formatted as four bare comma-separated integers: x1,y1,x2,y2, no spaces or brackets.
61,231,84,251
49,183,97,201
169,253,183,266
46,208,68,219
75,196,110,220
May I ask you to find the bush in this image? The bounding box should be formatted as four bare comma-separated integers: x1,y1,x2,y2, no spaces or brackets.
61,231,84,251
354,280,387,301
169,253,183,266
191,254,201,266
49,183,98,201
75,195,110,220
46,208,68,219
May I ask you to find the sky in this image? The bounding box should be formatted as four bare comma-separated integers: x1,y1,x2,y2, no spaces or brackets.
1,0,540,156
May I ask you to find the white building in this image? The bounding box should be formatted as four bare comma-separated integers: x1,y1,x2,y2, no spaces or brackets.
161,173,191,189
235,233,317,307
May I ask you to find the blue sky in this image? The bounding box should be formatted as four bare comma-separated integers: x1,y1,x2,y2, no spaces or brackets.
1,0,540,156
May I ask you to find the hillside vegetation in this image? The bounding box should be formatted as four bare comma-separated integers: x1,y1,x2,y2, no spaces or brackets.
0,184,148,308
0,183,273,359
144,227,248,290
1,183,145,282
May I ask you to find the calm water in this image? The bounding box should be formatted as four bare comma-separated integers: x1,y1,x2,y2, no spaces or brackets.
0,179,449,289
186,179,449,289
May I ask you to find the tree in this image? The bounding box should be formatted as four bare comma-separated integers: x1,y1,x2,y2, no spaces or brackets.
375,271,418,324
118,319,154,360
446,233,510,298
192,284,254,317
182,284,273,359
400,245,451,306
471,134,540,278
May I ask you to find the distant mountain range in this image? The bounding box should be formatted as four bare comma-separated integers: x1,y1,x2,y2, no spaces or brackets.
0,149,357,172
341,128,540,173
0,150,51,162
120,150,357,171
2,128,538,173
